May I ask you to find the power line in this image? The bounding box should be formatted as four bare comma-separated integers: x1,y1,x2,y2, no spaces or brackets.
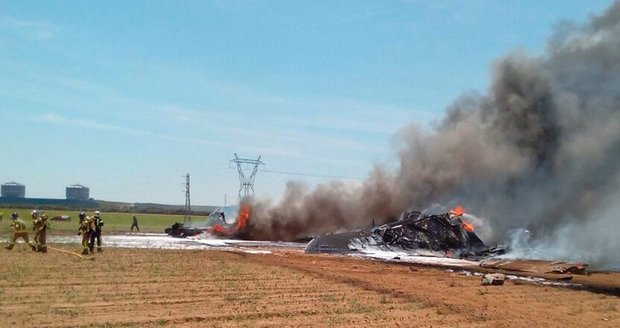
260,169,362,180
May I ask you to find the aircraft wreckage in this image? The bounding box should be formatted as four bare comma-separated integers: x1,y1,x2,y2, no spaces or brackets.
166,204,504,259
305,207,505,259
165,204,250,238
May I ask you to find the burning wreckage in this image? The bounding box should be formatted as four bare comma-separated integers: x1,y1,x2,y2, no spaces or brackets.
166,204,251,238
166,203,504,259
305,207,505,259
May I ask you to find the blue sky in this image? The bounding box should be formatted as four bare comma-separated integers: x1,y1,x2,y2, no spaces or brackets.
0,0,612,205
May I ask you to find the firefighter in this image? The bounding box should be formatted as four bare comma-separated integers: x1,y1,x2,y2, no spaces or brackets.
31,210,39,231
33,213,50,253
77,215,93,255
78,212,86,224
89,210,104,252
6,213,36,251
0,210,4,221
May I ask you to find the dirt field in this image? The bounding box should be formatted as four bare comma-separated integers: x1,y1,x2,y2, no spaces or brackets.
0,245,619,328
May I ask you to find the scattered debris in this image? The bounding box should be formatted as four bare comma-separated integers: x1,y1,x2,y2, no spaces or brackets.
548,262,588,275
504,275,580,287
480,259,588,276
481,273,506,285
165,222,202,238
457,270,482,277
51,215,71,221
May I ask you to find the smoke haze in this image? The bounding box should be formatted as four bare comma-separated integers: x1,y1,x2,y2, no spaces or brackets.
249,1,620,269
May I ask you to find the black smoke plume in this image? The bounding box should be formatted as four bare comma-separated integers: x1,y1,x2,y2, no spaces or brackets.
249,2,620,268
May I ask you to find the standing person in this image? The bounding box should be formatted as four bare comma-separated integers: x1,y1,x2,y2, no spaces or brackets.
33,213,50,253
78,212,86,224
131,215,139,232
31,210,39,231
89,210,104,253
77,215,93,255
0,209,4,221
5,213,36,251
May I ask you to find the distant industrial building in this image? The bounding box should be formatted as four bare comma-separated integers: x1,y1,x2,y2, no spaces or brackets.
66,184,90,200
1,181,26,198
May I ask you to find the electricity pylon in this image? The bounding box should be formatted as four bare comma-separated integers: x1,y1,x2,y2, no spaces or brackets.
231,153,264,200
183,173,191,223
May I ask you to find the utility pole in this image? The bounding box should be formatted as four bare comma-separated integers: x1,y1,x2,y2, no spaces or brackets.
183,173,191,223
230,153,264,200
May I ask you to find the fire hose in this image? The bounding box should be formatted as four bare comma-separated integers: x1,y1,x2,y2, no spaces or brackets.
47,246,95,260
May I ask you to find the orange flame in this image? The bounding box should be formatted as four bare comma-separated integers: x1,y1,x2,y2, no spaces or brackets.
461,221,475,232
449,206,464,216
211,224,226,234
209,204,251,236
235,203,251,231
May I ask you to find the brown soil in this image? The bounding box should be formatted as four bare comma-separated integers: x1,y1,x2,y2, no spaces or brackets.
0,245,619,327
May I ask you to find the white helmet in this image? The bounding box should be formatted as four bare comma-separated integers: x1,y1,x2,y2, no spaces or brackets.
94,210,101,215
31,210,38,216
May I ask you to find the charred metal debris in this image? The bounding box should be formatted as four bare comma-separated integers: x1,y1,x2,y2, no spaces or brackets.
305,210,506,258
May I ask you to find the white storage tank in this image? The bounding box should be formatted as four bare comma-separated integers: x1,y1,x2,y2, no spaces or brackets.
1,181,26,198
66,184,90,200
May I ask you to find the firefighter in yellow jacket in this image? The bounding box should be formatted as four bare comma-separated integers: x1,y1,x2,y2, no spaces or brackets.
31,210,39,231
5,213,36,251
78,215,93,255
89,211,104,253
33,213,50,253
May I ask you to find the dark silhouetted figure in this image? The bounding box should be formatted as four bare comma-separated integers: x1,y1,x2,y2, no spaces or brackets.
131,215,139,232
